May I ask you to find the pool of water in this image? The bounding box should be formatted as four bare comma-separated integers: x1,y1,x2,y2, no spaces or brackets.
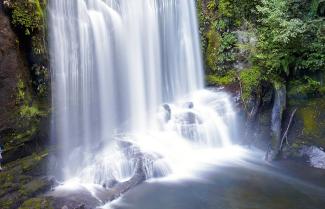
106,151,325,209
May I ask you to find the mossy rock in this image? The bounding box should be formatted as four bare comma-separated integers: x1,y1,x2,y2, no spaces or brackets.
4,0,50,97
239,66,262,103
206,70,237,86
4,0,46,36
0,151,52,209
285,98,325,159
19,197,54,209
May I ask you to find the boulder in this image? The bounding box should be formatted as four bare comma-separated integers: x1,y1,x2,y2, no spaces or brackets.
300,146,325,169
162,104,171,122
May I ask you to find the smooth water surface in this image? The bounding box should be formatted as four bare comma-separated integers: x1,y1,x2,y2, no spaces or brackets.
106,152,325,209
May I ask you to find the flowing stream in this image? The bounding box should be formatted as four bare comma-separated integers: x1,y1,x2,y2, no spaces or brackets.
48,0,325,208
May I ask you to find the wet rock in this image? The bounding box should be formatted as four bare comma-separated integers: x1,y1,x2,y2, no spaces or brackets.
176,111,202,125
0,151,53,209
162,104,171,122
103,179,118,189
182,102,194,109
19,197,54,209
267,85,286,161
110,157,147,200
300,146,325,169
277,98,325,161
47,155,150,208
46,141,166,208
288,98,325,148
116,140,133,149
48,188,105,209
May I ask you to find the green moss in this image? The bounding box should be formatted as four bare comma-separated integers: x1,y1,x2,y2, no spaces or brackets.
218,0,233,18
206,28,221,72
16,79,26,102
299,106,319,136
206,70,237,86
207,1,217,11
19,198,53,209
0,151,49,209
9,0,45,36
4,0,49,97
16,78,43,119
20,105,41,119
0,199,14,209
239,67,262,101
285,98,325,156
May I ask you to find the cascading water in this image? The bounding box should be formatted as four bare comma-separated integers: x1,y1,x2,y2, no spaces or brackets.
49,0,239,185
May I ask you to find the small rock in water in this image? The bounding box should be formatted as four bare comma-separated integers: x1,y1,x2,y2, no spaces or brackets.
183,102,194,109
176,112,201,125
300,146,325,169
75,204,86,209
103,179,119,189
162,104,171,122
61,206,68,209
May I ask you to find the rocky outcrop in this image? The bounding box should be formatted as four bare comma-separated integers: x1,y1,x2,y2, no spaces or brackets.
0,3,28,138
0,3,49,164
278,98,325,164
3,0,49,97
267,85,287,160
0,3,51,208
0,151,54,209
44,142,156,209
299,146,325,169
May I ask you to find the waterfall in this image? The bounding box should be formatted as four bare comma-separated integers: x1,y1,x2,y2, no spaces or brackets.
49,0,236,182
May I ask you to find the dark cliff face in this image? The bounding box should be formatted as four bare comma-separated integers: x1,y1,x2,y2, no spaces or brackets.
0,3,51,208
0,5,29,139
0,0,49,161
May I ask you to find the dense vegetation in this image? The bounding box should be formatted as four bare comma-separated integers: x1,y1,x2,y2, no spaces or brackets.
4,0,49,97
198,0,325,103
198,0,325,160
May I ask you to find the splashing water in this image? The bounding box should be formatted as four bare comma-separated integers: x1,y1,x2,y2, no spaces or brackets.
49,0,244,186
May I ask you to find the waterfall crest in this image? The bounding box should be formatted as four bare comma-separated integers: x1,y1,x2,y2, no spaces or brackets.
49,0,236,182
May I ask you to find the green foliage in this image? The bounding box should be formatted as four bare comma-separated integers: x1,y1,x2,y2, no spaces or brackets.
10,0,44,35
218,0,259,23
31,64,49,97
206,28,221,72
288,77,322,98
218,0,233,18
198,0,324,110
297,20,325,72
205,28,237,74
240,67,262,101
199,0,259,77
218,32,237,72
5,0,49,97
254,0,306,78
310,0,321,17
245,0,324,98
16,78,42,119
19,197,53,209
207,1,217,11
206,70,237,86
